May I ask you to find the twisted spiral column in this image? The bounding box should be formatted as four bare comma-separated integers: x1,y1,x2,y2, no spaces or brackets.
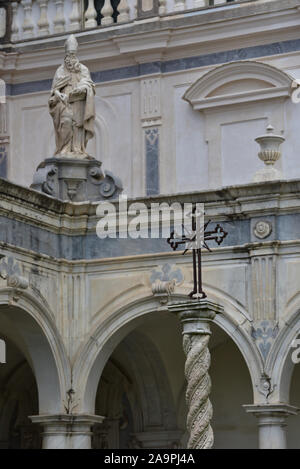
168,300,223,449
183,332,213,448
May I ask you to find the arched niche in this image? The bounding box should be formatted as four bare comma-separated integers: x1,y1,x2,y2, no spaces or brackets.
182,61,294,188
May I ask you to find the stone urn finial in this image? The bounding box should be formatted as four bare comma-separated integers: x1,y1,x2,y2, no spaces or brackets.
253,124,285,182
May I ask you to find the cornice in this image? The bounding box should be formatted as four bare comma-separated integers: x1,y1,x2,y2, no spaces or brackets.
1,1,300,82
1,177,300,236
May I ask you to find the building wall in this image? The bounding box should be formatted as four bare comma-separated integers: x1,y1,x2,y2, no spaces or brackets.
2,0,300,197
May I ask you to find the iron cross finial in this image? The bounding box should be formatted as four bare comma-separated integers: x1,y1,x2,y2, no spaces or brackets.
167,204,228,299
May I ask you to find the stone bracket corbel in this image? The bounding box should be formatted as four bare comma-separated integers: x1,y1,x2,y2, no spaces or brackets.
0,255,29,292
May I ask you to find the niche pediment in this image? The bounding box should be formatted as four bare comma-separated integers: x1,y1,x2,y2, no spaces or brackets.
183,61,293,111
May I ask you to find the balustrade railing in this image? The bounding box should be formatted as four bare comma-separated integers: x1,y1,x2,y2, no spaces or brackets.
0,0,251,43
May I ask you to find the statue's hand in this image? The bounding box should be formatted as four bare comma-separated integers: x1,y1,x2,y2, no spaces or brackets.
73,86,87,96
59,92,68,103
55,90,68,104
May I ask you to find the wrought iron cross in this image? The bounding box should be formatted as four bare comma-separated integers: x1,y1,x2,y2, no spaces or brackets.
167,204,228,299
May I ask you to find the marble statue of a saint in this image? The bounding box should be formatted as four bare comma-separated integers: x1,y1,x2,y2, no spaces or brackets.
49,35,95,158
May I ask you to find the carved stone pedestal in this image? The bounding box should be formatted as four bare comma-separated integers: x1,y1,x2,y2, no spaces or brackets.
30,414,105,449
31,157,123,202
168,300,223,449
244,404,298,449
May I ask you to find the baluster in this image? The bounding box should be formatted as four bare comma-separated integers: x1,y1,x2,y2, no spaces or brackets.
69,0,81,31
11,2,19,41
117,0,129,23
159,0,166,15
22,0,34,39
101,0,113,26
37,0,50,36
53,0,66,33
174,0,186,11
85,0,97,29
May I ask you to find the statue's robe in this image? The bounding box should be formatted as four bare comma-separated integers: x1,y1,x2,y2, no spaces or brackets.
49,63,95,157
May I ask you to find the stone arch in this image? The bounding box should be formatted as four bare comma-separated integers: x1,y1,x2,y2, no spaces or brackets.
73,290,260,413
266,307,300,404
0,288,70,414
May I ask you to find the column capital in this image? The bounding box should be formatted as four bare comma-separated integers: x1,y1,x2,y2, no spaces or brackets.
30,414,105,449
168,300,223,335
244,404,298,449
244,404,299,418
30,413,105,426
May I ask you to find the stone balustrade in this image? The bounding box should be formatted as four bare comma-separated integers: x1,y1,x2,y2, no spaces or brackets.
3,0,246,42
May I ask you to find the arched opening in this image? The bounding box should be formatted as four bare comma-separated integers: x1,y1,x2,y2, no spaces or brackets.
210,323,256,449
0,336,41,449
81,304,255,449
92,312,183,449
0,296,68,418
287,363,300,448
